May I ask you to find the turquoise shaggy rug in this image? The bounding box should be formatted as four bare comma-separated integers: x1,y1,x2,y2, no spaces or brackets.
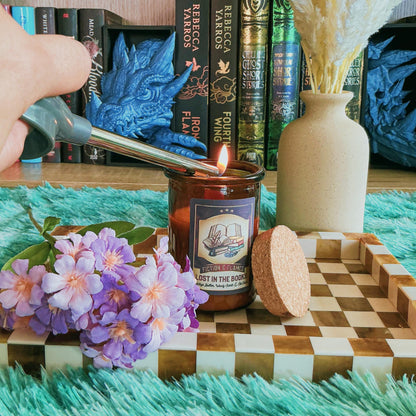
1,183,416,415
1,183,416,274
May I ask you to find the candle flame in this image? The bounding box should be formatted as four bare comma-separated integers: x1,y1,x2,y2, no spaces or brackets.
217,145,228,176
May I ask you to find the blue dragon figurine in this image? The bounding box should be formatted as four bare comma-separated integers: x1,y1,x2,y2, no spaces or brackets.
86,32,207,159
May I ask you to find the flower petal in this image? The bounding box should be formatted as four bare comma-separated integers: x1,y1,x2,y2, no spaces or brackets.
0,289,17,309
143,329,162,353
54,239,73,255
84,274,103,294
30,285,44,306
42,273,67,293
103,339,123,360
28,265,47,285
152,302,170,319
15,300,34,317
131,299,152,322
98,228,116,240
177,271,195,291
12,259,29,276
158,263,178,287
68,290,92,315
76,257,95,275
54,256,76,275
51,312,68,335
81,231,98,249
0,271,16,289
36,306,52,325
90,325,110,344
49,288,72,310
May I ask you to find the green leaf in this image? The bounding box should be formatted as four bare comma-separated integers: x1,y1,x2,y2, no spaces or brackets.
2,241,51,271
118,227,155,245
77,221,135,236
42,216,61,234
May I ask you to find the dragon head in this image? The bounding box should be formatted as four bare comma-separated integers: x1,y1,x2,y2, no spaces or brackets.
86,32,192,138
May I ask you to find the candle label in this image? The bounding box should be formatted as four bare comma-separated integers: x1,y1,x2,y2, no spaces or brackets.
189,197,255,294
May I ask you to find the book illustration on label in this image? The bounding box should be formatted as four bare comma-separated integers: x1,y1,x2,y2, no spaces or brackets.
196,212,250,265
203,222,245,257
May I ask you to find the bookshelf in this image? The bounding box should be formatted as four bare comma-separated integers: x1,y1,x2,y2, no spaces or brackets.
2,0,416,194
5,0,174,25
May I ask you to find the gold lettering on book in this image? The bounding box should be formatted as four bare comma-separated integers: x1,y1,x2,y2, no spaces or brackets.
183,4,201,52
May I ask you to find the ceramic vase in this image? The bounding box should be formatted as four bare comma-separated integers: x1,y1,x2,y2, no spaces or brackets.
276,90,369,232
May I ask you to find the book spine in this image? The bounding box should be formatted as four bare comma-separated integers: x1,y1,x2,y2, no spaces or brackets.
208,0,239,160
299,51,364,123
265,0,300,170
56,8,82,163
12,6,42,164
237,0,270,165
174,0,210,157
11,6,35,35
2,5,11,14
79,9,122,165
343,52,364,123
35,7,61,163
35,7,56,34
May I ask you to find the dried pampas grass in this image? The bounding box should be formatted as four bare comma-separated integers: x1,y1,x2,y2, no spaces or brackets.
289,0,402,93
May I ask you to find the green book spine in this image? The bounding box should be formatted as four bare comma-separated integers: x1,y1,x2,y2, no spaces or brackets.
299,51,364,123
209,0,239,160
343,52,364,123
237,0,270,165
265,0,300,170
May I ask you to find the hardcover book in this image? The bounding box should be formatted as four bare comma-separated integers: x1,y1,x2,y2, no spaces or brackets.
36,7,61,163
56,8,82,163
79,8,123,164
11,6,35,35
299,51,364,123
237,0,270,165
209,0,239,160
2,4,11,14
265,0,301,170
343,52,365,123
174,0,210,157
12,6,42,164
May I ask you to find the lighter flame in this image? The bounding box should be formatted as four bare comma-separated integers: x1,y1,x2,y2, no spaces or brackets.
217,145,228,176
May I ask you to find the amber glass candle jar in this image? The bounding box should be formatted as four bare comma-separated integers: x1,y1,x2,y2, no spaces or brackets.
165,160,265,312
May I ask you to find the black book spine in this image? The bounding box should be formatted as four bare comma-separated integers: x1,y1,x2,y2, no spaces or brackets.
56,8,82,163
36,7,61,163
208,0,239,160
174,0,210,156
79,9,123,164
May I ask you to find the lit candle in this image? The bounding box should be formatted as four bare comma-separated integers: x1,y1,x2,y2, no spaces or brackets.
165,145,265,312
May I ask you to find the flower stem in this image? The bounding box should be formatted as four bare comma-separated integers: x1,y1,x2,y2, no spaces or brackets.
27,207,43,233
27,208,57,246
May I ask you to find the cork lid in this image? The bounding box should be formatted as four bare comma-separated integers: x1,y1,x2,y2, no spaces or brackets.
251,225,310,317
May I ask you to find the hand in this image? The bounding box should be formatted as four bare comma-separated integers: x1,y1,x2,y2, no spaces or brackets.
0,8,91,171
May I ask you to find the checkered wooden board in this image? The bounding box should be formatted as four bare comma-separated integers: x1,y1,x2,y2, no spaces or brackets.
3,228,416,382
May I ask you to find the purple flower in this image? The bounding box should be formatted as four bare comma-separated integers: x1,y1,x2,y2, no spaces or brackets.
143,308,185,353
54,233,94,261
29,295,72,335
0,259,45,317
92,274,134,315
84,309,151,367
42,255,103,317
129,259,185,322
90,228,136,279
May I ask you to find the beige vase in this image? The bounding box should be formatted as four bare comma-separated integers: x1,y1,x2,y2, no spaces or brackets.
276,90,369,232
